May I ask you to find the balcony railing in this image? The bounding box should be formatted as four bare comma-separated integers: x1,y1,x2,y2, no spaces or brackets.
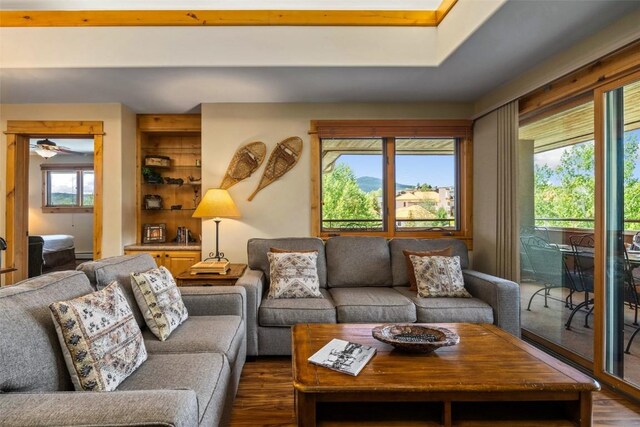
322,218,456,231
535,218,640,230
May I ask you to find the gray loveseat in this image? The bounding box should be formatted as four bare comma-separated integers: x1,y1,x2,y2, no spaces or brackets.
237,236,520,356
0,253,247,427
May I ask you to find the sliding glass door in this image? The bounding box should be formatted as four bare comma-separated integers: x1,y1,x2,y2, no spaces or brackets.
597,73,640,395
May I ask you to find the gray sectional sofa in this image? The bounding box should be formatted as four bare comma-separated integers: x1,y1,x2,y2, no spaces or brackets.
0,253,247,427
237,236,520,356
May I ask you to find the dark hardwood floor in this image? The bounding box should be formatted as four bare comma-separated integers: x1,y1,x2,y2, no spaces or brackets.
229,357,640,426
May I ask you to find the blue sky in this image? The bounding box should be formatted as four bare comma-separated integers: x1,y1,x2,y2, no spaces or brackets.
336,154,455,187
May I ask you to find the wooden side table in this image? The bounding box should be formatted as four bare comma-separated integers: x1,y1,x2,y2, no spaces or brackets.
175,263,247,286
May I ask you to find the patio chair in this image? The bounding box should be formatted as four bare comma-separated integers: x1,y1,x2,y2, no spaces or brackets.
521,235,578,311
624,246,640,354
565,234,595,330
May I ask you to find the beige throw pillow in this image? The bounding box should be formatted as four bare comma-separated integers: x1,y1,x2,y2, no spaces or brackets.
410,255,472,298
267,251,322,299
130,266,189,341
49,281,147,391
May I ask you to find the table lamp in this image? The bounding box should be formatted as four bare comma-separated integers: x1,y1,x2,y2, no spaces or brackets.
192,188,241,262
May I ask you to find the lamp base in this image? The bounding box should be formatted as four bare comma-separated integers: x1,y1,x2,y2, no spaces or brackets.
203,219,229,262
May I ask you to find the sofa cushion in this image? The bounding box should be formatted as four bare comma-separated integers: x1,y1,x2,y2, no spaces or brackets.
248,238,327,288
329,287,416,323
77,254,158,327
395,287,494,323
390,238,470,286
0,271,94,392
267,251,322,299
326,236,392,287
259,289,336,327
131,266,189,341
142,315,244,366
118,352,230,426
49,282,147,391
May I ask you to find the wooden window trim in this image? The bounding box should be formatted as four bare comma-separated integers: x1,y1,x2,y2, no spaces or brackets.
42,167,94,213
310,120,473,247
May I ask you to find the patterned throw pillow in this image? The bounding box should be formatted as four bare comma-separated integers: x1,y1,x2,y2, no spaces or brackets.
130,266,188,341
49,281,147,391
267,251,322,299
410,255,472,298
403,247,453,290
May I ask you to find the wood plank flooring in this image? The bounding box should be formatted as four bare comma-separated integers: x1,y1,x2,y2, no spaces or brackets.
229,357,640,426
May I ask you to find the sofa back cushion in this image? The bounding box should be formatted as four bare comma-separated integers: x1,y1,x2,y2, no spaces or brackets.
0,271,93,392
389,238,469,286
248,238,327,288
326,236,392,287
77,253,158,327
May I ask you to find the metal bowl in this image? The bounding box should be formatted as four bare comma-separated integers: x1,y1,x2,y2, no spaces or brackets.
372,324,460,353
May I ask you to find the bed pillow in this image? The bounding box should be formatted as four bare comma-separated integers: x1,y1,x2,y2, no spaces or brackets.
410,255,472,298
267,251,322,299
403,247,452,290
49,281,147,391
130,266,188,341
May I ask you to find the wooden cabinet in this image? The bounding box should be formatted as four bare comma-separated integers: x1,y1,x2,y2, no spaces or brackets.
136,114,202,245
124,249,201,277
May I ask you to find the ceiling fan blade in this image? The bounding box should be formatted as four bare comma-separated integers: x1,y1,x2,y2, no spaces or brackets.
56,146,88,156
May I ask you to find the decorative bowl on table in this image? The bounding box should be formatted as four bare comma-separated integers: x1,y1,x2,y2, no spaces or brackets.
371,324,460,353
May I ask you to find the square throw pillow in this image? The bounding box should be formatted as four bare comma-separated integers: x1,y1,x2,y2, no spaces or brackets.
410,255,472,298
403,247,453,290
267,251,322,299
130,266,188,341
49,281,147,391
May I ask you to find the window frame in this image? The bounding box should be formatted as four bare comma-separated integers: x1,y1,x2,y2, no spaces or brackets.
41,163,94,213
310,120,473,246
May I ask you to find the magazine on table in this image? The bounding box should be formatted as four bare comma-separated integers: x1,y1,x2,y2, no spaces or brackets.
308,338,376,376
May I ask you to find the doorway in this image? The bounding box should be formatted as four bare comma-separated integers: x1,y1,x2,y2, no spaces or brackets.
4,121,104,285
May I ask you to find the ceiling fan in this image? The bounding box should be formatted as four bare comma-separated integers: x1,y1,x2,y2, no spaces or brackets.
30,139,86,159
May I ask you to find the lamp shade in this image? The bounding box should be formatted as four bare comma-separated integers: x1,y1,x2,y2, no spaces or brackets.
192,188,241,219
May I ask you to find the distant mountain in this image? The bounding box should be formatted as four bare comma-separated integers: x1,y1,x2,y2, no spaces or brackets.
356,176,413,193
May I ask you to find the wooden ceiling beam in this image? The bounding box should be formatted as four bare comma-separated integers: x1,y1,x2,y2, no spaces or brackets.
0,6,461,27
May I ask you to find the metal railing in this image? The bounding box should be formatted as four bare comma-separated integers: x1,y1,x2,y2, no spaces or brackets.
535,218,640,229
322,217,456,231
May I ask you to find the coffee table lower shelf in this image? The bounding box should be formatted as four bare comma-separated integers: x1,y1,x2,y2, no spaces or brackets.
294,389,592,427
292,323,599,427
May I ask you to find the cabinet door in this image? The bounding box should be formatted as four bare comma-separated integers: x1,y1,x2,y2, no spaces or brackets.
163,251,201,277
125,250,164,268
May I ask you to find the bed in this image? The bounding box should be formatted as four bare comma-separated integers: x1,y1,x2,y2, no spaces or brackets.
40,234,77,273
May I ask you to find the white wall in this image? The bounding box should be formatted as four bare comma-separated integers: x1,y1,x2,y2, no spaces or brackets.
28,154,94,255
201,102,473,263
0,103,137,260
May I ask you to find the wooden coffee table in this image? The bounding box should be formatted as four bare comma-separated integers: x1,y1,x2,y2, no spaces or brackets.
292,323,600,427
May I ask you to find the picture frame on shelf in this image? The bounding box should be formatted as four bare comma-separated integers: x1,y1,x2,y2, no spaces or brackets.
144,194,163,210
143,223,166,243
144,155,171,167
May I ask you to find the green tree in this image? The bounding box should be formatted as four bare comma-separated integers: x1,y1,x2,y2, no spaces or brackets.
322,164,378,228
534,133,640,228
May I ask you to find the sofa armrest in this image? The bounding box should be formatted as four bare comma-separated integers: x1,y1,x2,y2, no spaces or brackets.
0,389,198,427
180,286,247,319
234,268,264,356
462,269,521,337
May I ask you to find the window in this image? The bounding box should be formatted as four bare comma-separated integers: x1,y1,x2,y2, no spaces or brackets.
311,120,472,241
41,164,94,212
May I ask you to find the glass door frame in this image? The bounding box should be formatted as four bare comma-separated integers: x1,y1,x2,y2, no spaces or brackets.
594,69,640,400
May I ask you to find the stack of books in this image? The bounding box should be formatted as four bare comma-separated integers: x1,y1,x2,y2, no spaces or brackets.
189,260,230,275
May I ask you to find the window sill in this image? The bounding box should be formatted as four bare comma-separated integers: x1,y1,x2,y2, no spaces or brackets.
42,207,93,214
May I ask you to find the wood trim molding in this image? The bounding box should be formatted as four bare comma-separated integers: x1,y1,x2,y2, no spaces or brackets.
4,120,104,284
519,41,640,117
0,3,457,27
5,121,105,135
137,114,201,132
40,163,93,170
